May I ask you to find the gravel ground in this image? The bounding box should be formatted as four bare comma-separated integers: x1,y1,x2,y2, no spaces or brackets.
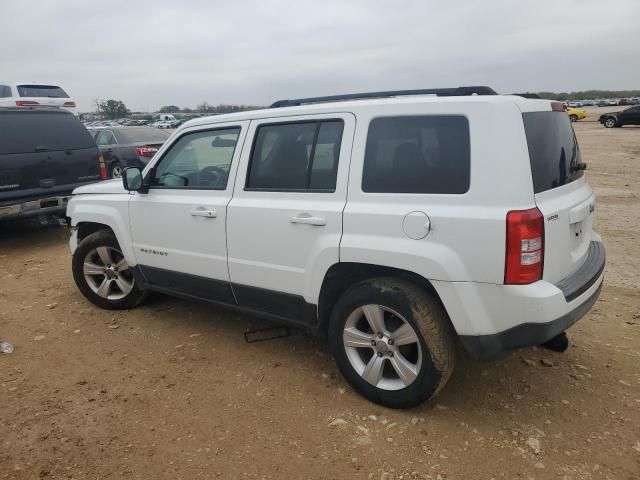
1,120,639,479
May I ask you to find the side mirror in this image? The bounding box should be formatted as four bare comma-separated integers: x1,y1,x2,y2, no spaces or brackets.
122,167,143,192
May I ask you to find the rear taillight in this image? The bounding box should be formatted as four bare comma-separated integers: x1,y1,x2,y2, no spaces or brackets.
135,146,159,158
63,101,76,107
505,207,544,284
98,154,107,180
15,100,39,106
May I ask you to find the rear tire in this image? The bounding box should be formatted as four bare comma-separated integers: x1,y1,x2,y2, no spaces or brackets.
72,230,146,310
569,114,578,122
110,162,122,179
329,278,456,409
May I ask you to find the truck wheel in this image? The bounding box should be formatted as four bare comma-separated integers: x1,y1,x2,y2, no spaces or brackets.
110,162,122,179
604,117,617,128
72,230,146,310
329,278,456,409
569,114,578,122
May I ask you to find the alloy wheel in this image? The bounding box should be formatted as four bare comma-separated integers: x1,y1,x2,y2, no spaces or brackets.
342,304,422,391
83,246,134,300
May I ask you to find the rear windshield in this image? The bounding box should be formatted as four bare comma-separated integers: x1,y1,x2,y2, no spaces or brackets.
0,110,95,154
114,128,170,144
17,85,69,98
522,112,584,193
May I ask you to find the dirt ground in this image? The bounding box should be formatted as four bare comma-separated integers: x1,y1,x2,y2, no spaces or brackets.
1,119,638,480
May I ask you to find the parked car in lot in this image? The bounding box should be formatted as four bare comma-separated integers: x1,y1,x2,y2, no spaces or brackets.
599,106,640,128
67,87,604,408
566,106,586,122
0,82,78,115
0,106,105,222
94,126,170,178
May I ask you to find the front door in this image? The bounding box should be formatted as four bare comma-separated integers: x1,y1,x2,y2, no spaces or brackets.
227,113,355,323
129,121,248,302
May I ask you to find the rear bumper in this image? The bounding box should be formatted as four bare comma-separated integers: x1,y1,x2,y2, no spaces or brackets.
0,195,72,221
434,239,606,361
460,281,602,361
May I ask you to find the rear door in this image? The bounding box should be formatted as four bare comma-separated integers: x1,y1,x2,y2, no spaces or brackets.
0,109,100,202
522,110,595,283
226,113,354,320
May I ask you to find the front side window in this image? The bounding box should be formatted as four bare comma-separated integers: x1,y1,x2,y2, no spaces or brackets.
246,120,344,192
362,116,470,194
152,127,240,190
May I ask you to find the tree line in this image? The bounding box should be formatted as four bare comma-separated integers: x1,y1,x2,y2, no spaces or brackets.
534,90,640,101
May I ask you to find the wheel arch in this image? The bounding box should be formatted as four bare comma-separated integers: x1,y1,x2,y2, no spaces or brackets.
68,200,136,266
76,221,113,243
317,262,454,337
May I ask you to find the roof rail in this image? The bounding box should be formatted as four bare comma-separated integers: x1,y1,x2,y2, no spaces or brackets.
270,86,497,108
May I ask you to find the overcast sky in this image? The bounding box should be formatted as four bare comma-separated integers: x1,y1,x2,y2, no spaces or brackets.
1,0,638,112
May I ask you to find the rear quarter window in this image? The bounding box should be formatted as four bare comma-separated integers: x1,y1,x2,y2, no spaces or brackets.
362,115,470,194
522,112,584,193
0,111,95,154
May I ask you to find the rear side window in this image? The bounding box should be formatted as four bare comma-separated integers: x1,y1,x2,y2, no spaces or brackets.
523,112,583,193
0,111,95,154
17,85,69,98
0,85,11,98
246,120,344,192
362,116,470,194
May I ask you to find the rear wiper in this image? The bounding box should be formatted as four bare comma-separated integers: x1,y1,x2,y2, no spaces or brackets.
570,162,587,172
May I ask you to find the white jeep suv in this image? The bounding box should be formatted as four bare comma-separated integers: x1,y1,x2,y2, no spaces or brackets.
67,87,605,408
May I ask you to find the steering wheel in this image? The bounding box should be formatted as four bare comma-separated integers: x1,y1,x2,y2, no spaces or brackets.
198,166,227,187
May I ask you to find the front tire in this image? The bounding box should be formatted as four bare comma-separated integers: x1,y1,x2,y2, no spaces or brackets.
569,114,578,122
329,278,456,409
72,230,146,310
603,117,617,128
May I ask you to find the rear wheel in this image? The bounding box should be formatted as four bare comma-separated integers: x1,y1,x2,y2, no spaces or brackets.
569,114,578,122
72,230,146,309
604,117,617,128
110,162,122,179
329,278,456,409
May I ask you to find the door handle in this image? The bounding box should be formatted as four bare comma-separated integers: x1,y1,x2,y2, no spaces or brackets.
290,214,326,226
190,207,217,218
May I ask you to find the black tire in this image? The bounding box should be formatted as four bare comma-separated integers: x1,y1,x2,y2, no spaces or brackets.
569,114,578,122
603,117,617,128
329,278,456,409
110,162,122,179
72,230,146,310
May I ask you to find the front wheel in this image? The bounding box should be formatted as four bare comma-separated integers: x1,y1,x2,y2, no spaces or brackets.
569,114,578,122
603,117,617,128
72,230,146,309
329,278,456,409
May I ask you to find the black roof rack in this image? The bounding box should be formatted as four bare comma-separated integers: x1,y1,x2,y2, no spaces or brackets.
512,93,542,99
270,86,497,108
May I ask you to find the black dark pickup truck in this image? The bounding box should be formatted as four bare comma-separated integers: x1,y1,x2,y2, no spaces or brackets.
0,107,105,222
